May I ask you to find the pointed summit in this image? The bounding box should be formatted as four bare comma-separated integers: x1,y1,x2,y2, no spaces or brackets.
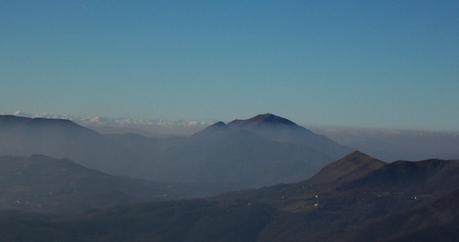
228,113,297,127
204,121,227,130
309,150,385,185
193,121,227,136
344,150,375,160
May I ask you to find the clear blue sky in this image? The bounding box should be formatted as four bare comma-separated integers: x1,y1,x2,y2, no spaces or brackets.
1,0,458,130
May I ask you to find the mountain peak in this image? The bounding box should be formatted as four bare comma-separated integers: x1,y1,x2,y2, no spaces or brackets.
194,121,227,136
204,121,227,131
211,121,226,127
344,150,375,160
228,113,297,127
309,151,385,185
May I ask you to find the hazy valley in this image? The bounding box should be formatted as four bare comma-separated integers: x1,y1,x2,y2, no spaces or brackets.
0,114,458,241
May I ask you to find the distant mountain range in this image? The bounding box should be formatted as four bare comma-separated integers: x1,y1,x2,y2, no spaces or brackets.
7,112,459,162
0,114,349,188
1,151,458,242
1,111,214,136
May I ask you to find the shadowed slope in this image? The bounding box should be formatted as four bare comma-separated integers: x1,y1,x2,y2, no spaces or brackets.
309,150,385,185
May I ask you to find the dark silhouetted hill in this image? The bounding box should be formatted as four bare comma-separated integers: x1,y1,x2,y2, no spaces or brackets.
309,150,385,185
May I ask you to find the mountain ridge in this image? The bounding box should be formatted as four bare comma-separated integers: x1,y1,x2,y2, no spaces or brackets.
228,113,298,127
0,115,94,134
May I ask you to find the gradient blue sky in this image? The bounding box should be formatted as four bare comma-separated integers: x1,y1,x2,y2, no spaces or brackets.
1,0,458,130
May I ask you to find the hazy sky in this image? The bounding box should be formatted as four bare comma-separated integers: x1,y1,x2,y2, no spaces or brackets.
1,0,458,130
